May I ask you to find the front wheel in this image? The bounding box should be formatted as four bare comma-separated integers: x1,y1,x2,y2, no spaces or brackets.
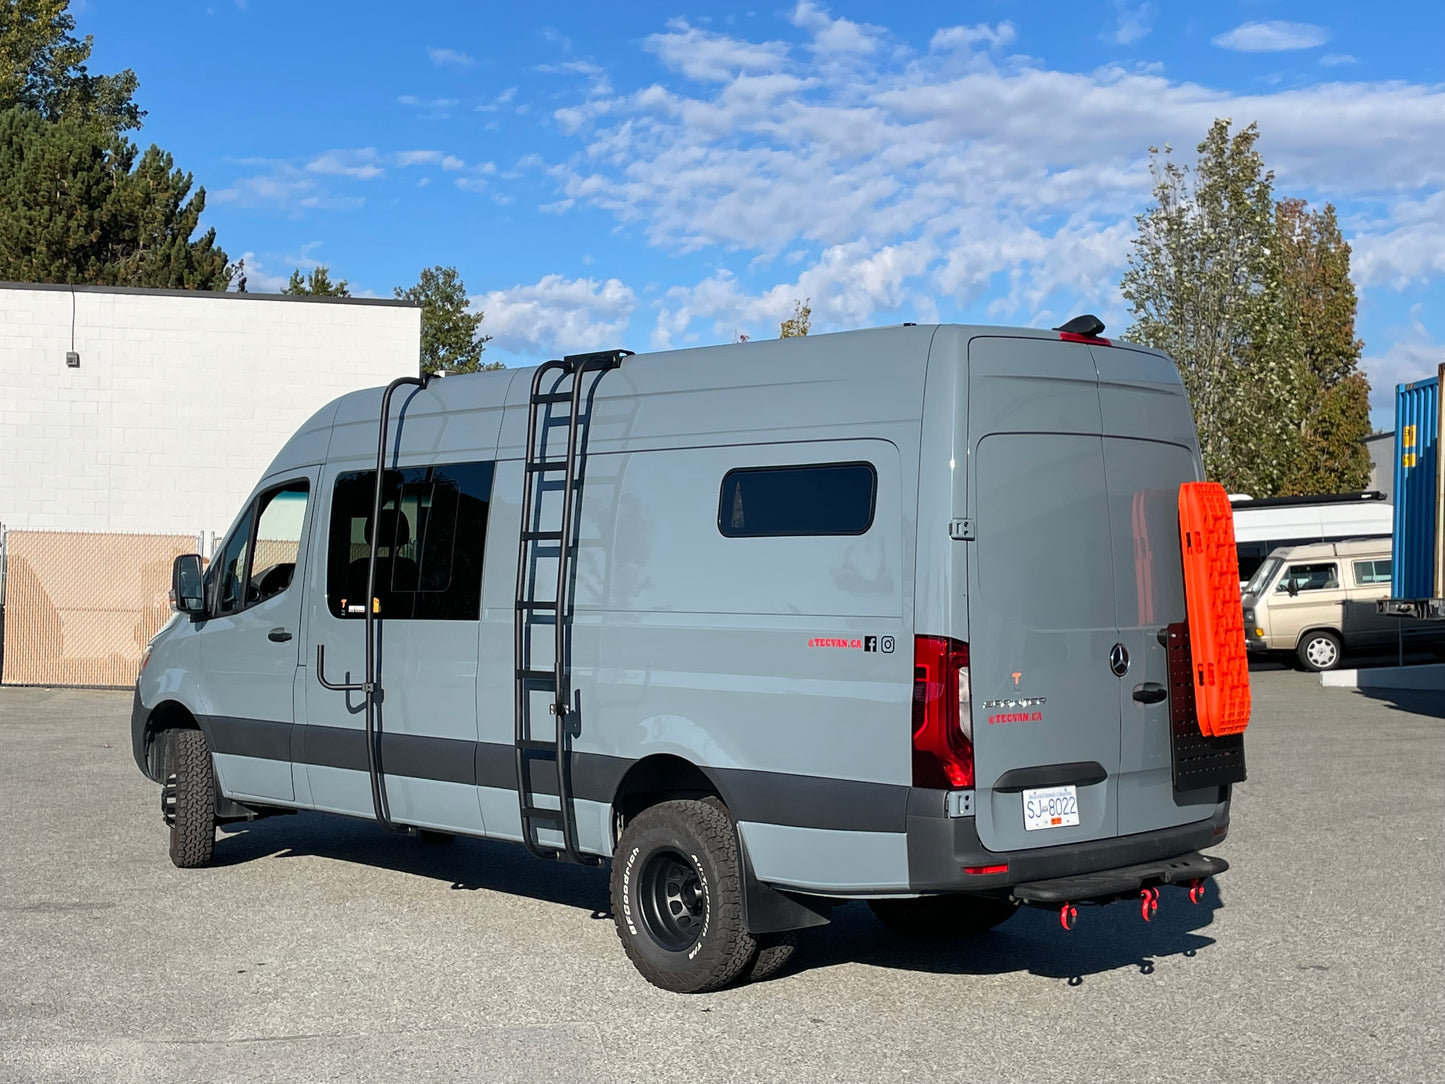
610,799,757,993
1297,630,1344,672
166,729,216,868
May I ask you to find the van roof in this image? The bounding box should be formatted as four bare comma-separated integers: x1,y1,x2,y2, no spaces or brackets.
1269,537,1392,561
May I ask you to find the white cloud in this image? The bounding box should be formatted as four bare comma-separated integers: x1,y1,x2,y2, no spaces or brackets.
1361,310,1444,419
1352,191,1445,289
530,13,1445,355
211,161,365,213
1110,2,1155,46
929,22,1016,52
1212,21,1330,53
1320,53,1357,67
428,47,475,67
478,276,636,356
644,18,790,82
305,149,384,180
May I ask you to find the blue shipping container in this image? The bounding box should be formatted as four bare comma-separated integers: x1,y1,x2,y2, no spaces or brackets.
1391,371,1441,598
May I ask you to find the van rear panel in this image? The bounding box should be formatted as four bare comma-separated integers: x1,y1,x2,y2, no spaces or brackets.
960,335,1220,859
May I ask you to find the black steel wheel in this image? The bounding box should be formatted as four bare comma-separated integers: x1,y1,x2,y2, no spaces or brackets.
167,729,216,869
869,894,1018,939
610,798,757,993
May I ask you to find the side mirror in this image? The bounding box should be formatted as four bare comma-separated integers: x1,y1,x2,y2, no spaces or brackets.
172,554,206,618
1286,580,1299,598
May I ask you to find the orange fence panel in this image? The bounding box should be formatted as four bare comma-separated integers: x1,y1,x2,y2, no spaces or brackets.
1,530,200,687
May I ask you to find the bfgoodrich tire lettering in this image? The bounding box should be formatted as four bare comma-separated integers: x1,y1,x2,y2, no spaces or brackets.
610,799,757,993
168,729,216,869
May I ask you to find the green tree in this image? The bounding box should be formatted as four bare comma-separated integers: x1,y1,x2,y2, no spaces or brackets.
780,297,811,337
1,0,142,132
394,265,497,374
1274,198,1371,493
283,265,350,297
1121,119,1304,495
0,106,230,288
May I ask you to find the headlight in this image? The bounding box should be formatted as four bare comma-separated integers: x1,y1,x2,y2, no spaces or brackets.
1242,608,1255,624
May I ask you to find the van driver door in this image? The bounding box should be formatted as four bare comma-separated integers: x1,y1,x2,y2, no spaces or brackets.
199,472,318,804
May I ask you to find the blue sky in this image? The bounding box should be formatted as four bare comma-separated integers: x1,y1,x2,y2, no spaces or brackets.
78,0,1445,428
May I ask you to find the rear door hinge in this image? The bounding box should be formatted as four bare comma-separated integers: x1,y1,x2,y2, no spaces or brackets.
948,518,975,541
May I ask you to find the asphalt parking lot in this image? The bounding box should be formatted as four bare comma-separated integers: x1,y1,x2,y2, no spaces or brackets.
1,668,1441,1084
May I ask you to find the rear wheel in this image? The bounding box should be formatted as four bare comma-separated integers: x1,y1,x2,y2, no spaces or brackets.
166,729,216,869
610,799,757,993
869,894,1018,939
1297,630,1343,672
746,931,799,982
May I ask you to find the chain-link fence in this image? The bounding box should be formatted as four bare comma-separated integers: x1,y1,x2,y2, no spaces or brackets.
0,528,204,687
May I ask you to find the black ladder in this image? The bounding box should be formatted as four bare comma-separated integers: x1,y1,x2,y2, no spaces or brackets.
513,349,630,863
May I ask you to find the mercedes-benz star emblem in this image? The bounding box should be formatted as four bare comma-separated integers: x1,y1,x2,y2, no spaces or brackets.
1109,643,1130,677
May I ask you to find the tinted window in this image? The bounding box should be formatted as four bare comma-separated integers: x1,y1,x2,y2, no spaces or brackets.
718,462,876,537
1353,558,1392,586
326,461,494,620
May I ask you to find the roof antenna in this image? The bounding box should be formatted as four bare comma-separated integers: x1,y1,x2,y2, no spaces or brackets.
1054,314,1106,337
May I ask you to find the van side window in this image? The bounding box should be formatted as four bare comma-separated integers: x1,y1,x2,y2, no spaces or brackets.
250,483,310,604
325,461,494,620
1352,558,1392,586
1277,562,1339,593
214,506,255,616
717,462,876,537
211,480,310,615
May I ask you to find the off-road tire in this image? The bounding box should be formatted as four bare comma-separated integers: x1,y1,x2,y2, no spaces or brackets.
869,894,1018,939
1297,629,1344,672
610,799,757,993
168,729,216,869
746,931,799,982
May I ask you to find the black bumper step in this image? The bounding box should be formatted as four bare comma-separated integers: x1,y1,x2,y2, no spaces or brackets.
1010,852,1228,905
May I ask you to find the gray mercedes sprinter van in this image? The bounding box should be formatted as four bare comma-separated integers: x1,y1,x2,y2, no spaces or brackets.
133,320,1245,992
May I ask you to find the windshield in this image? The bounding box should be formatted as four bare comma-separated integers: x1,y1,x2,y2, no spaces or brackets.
1244,556,1281,597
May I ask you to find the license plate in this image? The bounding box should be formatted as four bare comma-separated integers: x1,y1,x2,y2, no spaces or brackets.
1023,785,1079,831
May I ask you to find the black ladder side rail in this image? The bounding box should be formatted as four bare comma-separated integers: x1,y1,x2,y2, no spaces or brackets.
512,349,629,863
317,373,437,834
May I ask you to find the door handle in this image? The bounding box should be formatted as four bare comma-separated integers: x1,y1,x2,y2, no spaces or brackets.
1132,682,1168,705
268,627,293,643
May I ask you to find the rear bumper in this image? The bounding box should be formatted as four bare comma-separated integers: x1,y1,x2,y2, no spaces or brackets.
1011,851,1228,905
904,787,1230,893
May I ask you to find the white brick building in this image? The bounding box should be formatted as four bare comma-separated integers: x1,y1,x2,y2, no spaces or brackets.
0,282,420,538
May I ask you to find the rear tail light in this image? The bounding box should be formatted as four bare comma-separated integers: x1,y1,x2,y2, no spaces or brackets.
912,635,974,788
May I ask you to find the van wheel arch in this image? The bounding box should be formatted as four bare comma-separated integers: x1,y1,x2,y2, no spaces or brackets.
610,754,726,845
144,700,202,782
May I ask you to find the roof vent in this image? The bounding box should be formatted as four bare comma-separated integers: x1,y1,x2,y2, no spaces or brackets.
1054,314,1106,337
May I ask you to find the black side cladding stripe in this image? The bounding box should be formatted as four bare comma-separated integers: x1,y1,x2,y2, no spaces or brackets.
204,718,909,833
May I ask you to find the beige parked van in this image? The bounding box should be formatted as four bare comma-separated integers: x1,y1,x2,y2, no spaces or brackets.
1243,539,1443,671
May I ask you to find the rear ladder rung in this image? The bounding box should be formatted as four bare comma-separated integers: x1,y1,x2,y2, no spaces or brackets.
516,668,560,683
515,599,558,611
521,805,564,823
520,530,564,541
517,739,558,755
532,391,578,406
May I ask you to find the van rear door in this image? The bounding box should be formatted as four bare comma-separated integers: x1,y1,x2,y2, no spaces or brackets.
966,337,1122,851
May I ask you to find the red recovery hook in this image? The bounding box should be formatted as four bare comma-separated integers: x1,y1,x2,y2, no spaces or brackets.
1140,887,1160,922
1188,878,1207,905
1059,903,1078,931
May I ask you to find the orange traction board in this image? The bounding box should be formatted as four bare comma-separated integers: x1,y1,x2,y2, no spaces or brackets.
1178,482,1251,736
